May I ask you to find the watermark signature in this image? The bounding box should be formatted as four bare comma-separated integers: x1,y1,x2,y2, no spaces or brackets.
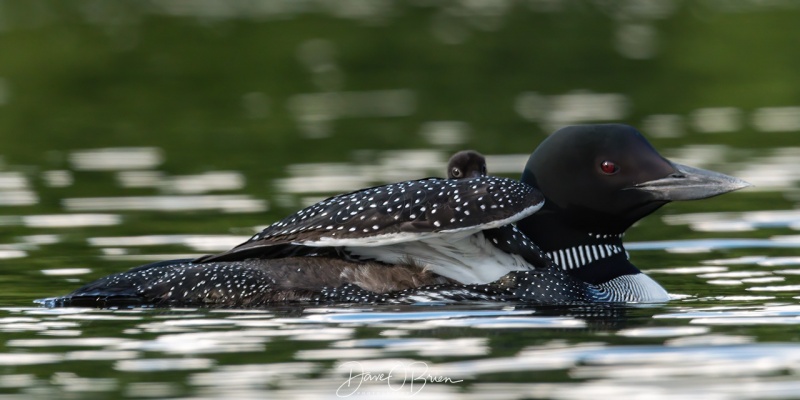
336,360,463,397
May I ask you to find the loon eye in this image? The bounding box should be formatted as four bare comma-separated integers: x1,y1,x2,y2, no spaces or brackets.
600,160,619,175
451,167,463,178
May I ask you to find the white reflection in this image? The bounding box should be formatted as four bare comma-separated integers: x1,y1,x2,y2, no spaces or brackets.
0,172,27,189
88,234,246,252
20,234,61,245
0,249,27,259
515,90,629,131
419,121,470,146
63,195,267,213
647,266,727,274
743,276,785,283
69,147,163,171
278,149,448,195
690,107,742,133
627,238,799,252
124,382,180,399
40,268,92,276
663,209,800,232
189,362,319,389
7,338,127,347
0,353,62,366
302,309,534,324
707,279,743,286
616,326,709,338
51,372,117,393
0,190,38,206
65,350,138,361
115,170,163,188
274,172,371,195
662,144,728,170
42,170,74,187
117,170,246,194
379,150,444,182
115,331,266,354
295,348,384,360
333,337,489,357
641,114,684,138
698,271,770,279
752,106,800,132
115,358,214,372
288,89,415,138
747,285,800,292
22,214,121,228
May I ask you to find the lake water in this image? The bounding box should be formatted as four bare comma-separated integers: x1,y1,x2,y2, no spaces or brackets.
2,1,800,399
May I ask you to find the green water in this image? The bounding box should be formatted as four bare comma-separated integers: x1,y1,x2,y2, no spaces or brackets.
1,1,800,398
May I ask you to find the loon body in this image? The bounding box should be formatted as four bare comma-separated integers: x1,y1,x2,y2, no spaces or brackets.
42,124,750,308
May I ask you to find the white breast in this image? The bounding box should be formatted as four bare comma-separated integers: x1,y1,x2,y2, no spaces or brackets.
346,231,533,284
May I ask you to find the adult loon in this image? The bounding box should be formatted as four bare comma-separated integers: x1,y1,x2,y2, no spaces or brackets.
41,124,749,308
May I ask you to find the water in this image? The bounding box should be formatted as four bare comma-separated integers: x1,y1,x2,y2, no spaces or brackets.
2,1,800,399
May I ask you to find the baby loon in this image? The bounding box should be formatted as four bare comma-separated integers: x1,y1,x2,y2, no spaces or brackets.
447,150,487,179
41,124,749,308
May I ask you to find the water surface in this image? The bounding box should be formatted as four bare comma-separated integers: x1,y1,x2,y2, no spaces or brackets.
2,2,800,399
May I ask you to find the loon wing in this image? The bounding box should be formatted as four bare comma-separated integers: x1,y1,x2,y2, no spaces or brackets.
204,176,544,262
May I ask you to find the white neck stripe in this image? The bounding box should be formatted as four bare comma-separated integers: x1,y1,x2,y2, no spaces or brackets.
547,244,624,270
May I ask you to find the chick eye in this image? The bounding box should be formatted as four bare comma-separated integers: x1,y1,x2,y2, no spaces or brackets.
451,168,463,178
600,160,619,175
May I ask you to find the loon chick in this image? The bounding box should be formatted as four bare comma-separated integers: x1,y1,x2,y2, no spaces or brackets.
42,125,749,308
447,150,487,179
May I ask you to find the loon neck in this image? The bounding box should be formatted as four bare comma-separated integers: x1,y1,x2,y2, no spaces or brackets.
517,211,641,285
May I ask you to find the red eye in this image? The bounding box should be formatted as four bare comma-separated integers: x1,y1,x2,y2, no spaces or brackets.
600,160,619,175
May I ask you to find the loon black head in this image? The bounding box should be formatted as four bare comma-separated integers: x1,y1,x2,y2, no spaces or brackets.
518,124,750,285
447,150,487,179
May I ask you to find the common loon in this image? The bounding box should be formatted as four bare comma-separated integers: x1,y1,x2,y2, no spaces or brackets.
447,150,486,179
41,124,750,308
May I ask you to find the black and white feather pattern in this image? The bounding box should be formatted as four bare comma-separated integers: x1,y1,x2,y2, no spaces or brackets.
547,244,625,271
216,176,544,256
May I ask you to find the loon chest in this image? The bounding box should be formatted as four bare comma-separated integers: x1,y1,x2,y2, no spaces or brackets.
346,230,532,284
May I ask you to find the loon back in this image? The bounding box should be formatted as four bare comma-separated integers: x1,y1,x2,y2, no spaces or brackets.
205,176,547,284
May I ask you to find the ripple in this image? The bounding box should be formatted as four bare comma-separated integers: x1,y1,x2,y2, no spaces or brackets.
63,195,267,213
333,337,489,357
747,284,800,292
40,268,92,276
301,309,534,324
0,353,62,365
647,266,727,274
7,338,128,347
115,358,214,372
616,326,709,338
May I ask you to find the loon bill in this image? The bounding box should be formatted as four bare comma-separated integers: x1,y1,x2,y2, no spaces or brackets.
41,124,750,308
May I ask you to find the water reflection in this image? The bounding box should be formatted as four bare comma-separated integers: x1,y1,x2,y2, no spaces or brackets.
2,2,800,399
1,299,800,398
69,147,163,171
63,195,267,213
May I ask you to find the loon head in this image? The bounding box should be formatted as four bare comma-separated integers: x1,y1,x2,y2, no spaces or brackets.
447,150,487,179
518,124,750,286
